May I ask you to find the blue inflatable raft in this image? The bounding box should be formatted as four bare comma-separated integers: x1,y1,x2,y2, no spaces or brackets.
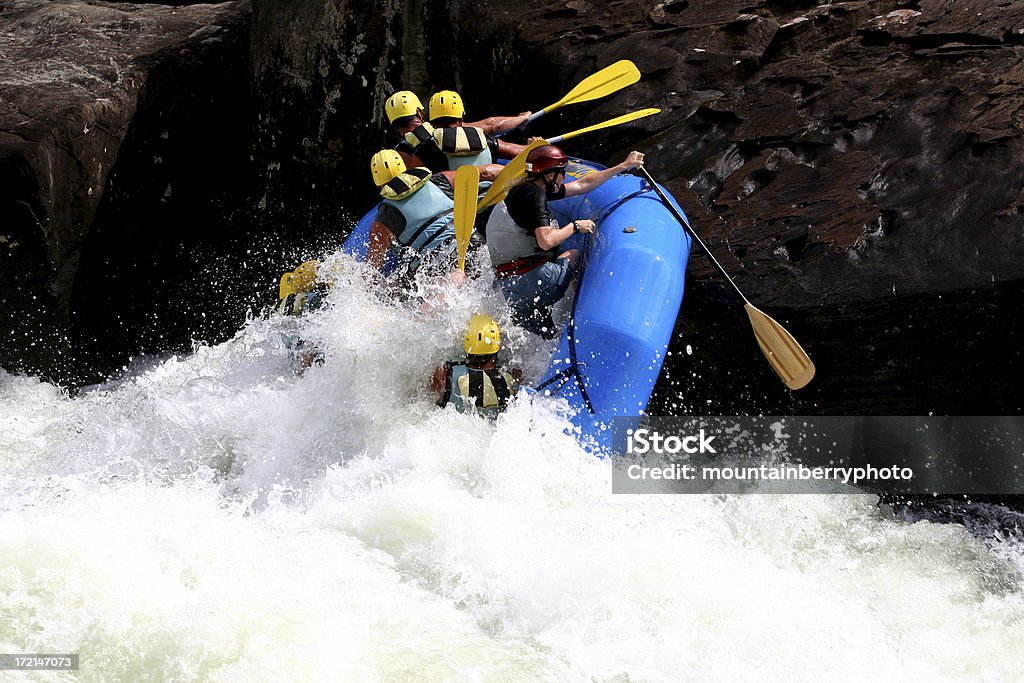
343,159,692,453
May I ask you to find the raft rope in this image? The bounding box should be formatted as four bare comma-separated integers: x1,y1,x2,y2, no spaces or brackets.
595,185,656,225
535,230,596,414
534,182,658,413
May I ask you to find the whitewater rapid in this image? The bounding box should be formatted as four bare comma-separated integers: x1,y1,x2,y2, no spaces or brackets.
2,254,1023,681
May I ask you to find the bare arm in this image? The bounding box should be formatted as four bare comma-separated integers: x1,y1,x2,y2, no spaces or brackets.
429,364,448,400
495,138,526,160
494,136,545,160
564,151,645,198
534,218,596,251
478,163,504,181
465,111,531,136
368,220,396,271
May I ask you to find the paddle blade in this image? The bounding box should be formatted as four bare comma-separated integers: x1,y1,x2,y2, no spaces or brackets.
454,165,480,272
478,138,548,211
744,303,815,390
549,108,661,144
541,60,641,115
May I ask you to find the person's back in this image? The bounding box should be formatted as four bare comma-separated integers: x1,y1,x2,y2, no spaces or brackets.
427,90,534,176
431,314,521,415
367,149,460,279
385,90,449,172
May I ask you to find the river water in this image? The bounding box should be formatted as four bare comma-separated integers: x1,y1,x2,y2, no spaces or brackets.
2,254,1024,681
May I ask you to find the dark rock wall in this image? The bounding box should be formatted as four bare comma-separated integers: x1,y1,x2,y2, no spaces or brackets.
445,0,1024,303
71,3,255,379
250,0,407,215
1,0,252,383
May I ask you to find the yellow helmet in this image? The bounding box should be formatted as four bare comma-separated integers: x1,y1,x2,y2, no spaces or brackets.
464,314,501,356
429,90,465,121
385,91,423,124
279,260,319,299
370,149,406,186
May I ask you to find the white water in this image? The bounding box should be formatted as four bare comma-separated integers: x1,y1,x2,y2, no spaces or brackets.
2,255,1024,681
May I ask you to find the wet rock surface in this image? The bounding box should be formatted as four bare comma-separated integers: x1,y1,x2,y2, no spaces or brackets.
0,0,251,382
449,0,1024,302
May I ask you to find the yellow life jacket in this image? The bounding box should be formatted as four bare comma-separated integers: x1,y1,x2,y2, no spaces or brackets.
379,167,433,201
433,126,492,170
440,362,516,413
404,122,437,151
276,291,310,316
433,126,488,156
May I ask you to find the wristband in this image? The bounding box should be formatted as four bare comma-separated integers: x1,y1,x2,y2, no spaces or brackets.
572,220,580,233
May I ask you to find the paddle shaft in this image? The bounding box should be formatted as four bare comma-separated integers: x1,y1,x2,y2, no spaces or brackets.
454,165,480,272
640,166,815,390
638,166,748,304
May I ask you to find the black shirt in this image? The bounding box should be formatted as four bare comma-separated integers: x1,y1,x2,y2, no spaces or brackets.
505,182,566,233
395,136,449,173
486,135,500,162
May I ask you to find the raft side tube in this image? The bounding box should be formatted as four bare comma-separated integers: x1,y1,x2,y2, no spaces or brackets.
543,173,691,453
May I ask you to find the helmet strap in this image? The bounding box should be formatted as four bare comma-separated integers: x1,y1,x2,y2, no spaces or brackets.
542,168,566,197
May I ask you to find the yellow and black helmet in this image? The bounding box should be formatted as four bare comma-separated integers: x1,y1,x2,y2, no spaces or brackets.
385,91,424,124
429,90,465,121
464,314,501,356
370,149,407,186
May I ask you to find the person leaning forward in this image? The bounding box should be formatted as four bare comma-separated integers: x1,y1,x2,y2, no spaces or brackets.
485,144,645,338
384,90,449,173
367,149,465,284
427,90,534,175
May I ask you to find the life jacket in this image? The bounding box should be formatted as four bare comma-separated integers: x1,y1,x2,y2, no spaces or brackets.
485,200,553,273
396,124,447,172
440,362,516,414
432,126,492,170
382,171,456,253
379,166,432,201
403,122,440,155
275,288,327,317
275,291,309,316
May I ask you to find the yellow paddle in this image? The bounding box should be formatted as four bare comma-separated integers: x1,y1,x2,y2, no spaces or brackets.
477,139,548,212
478,108,662,211
454,165,480,272
638,166,816,390
527,60,641,123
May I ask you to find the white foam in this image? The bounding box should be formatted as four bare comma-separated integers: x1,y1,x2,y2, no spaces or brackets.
2,254,1023,680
